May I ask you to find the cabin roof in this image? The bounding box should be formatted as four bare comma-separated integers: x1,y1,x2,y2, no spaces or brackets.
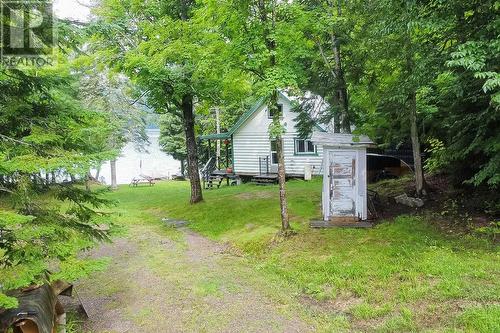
200,92,326,141
199,133,232,140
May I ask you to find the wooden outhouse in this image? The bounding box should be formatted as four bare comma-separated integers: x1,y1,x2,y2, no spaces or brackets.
311,133,375,223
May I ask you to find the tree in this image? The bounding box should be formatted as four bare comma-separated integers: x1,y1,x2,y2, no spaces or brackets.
90,0,246,204
350,0,499,195
0,63,117,308
347,0,453,197
78,70,149,189
298,0,356,133
204,0,310,232
435,0,499,188
159,113,187,176
0,3,123,307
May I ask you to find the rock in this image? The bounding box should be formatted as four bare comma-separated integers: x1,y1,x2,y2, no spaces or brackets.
394,193,424,208
161,218,189,228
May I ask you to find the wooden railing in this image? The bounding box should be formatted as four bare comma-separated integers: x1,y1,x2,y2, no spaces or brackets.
259,156,270,175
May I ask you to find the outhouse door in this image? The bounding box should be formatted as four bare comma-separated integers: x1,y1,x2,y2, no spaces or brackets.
328,150,357,219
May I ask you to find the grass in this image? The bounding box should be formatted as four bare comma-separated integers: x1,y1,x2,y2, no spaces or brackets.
457,305,500,332
3,179,496,331
98,178,499,332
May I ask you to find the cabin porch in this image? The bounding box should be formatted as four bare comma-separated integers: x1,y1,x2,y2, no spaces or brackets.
199,133,237,189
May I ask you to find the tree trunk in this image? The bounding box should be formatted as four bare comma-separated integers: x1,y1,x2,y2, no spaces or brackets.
85,172,91,191
404,29,426,197
95,165,101,182
181,94,203,204
331,2,351,134
409,91,426,197
180,159,186,176
259,0,290,232
110,159,118,190
270,90,291,231
330,95,342,133
276,136,290,230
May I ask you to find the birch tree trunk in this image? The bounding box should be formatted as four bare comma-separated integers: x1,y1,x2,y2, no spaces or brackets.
405,31,427,197
276,136,290,230
181,94,203,204
261,0,291,232
409,91,426,197
110,159,118,190
95,165,101,182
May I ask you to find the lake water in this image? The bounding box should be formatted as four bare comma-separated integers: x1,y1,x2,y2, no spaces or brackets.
98,129,181,185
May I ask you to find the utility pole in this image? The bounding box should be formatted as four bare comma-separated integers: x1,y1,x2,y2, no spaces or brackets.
215,107,221,169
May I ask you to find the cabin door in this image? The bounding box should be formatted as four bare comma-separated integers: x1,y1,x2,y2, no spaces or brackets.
269,140,278,174
328,151,357,219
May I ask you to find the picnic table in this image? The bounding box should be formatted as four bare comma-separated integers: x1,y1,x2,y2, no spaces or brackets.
129,175,156,187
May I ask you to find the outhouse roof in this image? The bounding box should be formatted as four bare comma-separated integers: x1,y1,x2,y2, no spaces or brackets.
311,132,375,147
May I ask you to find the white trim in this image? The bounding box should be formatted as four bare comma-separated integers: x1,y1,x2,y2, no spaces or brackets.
294,138,316,155
268,104,283,119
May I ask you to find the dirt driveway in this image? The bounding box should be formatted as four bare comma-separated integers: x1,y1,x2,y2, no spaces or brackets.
77,220,313,333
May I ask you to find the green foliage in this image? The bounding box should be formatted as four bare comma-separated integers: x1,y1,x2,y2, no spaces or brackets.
474,221,500,242
159,113,186,173
424,138,447,173
78,70,149,154
203,0,309,122
0,10,119,309
443,19,500,187
0,181,114,308
90,0,250,117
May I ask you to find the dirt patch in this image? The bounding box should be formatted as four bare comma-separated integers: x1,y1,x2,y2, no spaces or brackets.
235,191,275,200
369,174,499,236
410,299,500,330
300,293,363,315
75,223,313,332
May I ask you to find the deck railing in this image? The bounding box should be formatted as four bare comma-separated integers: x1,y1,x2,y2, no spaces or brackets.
200,157,217,181
259,156,270,175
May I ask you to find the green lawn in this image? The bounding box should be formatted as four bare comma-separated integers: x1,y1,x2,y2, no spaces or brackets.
103,178,499,332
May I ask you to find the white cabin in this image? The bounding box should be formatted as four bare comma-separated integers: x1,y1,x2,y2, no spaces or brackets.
201,93,327,177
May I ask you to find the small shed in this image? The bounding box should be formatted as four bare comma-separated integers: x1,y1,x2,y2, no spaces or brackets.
311,133,375,223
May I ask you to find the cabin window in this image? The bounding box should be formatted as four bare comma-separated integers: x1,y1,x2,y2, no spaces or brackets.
268,104,283,119
295,139,316,155
270,140,278,164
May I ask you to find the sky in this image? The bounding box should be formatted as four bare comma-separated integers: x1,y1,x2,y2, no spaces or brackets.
53,0,92,22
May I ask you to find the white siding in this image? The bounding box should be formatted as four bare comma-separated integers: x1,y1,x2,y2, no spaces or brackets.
233,133,270,174
233,95,324,176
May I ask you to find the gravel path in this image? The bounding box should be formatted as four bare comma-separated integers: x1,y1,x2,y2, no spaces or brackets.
76,222,313,333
